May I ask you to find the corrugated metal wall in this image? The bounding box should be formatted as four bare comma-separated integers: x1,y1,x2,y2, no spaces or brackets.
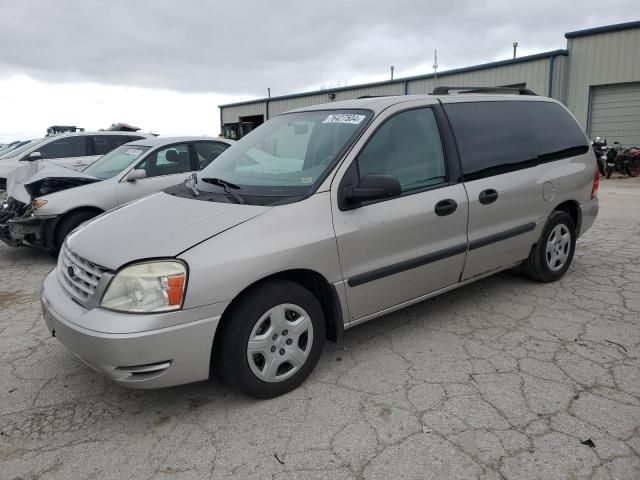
221,102,267,124
407,57,550,96
565,28,640,129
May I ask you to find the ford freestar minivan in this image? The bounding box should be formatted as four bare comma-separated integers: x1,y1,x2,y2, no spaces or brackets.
41,89,599,398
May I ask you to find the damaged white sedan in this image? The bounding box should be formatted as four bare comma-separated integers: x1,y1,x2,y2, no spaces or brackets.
0,136,233,252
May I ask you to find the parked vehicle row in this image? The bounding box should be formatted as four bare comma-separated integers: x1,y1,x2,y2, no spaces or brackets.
35,89,598,398
0,137,233,251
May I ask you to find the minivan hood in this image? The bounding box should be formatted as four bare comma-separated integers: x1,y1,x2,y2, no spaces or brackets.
7,162,96,203
66,192,269,270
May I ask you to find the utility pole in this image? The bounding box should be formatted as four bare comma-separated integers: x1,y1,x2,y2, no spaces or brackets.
513,42,518,59
267,87,271,98
433,50,438,88
390,65,394,81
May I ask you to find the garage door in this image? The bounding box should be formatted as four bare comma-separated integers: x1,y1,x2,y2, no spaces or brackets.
590,82,640,147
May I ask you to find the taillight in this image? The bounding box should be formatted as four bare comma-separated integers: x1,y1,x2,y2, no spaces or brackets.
591,166,599,199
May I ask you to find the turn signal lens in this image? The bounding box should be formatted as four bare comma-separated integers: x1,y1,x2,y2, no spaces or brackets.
32,199,48,209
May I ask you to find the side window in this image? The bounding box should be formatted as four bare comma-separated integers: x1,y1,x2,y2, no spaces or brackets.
194,141,230,169
92,135,132,156
136,143,191,178
37,136,87,159
357,108,446,192
443,101,589,181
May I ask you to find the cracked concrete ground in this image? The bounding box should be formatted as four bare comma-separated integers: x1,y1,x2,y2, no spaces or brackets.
1,177,639,480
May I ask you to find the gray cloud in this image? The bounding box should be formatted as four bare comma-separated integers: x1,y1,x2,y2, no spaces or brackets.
0,0,637,97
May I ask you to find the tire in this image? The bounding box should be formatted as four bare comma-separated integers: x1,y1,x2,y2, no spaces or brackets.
53,210,98,252
216,280,325,398
521,211,576,283
626,158,640,177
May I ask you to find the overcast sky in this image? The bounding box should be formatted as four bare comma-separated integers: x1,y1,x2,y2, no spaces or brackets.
0,1,638,141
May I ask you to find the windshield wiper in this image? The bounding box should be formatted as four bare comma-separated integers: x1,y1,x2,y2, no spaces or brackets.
201,177,245,204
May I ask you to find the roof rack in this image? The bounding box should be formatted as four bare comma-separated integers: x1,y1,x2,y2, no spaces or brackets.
431,86,537,96
356,95,399,99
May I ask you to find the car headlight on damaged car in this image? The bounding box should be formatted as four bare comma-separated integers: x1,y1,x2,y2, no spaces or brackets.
100,261,187,313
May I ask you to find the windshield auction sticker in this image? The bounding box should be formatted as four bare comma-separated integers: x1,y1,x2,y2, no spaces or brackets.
322,114,366,124
125,149,143,156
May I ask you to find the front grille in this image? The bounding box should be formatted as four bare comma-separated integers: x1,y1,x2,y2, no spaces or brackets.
57,244,108,303
0,197,27,224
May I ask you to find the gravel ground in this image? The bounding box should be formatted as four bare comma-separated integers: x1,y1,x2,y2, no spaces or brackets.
1,177,639,480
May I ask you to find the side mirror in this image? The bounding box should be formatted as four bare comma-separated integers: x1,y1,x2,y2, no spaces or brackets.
22,151,43,162
343,174,401,204
125,169,147,182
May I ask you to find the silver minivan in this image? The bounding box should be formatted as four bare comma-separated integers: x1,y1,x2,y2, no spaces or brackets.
41,90,599,398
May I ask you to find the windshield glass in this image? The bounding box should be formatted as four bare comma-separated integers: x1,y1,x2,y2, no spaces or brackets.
198,109,371,198
84,144,150,179
0,137,48,159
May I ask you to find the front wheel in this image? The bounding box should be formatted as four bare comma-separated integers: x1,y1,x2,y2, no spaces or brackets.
216,280,325,398
521,211,576,283
53,210,98,253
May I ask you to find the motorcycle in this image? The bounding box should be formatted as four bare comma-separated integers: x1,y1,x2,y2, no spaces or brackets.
591,137,608,176
604,142,640,178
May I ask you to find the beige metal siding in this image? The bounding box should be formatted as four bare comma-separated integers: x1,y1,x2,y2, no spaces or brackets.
221,102,266,124
551,55,568,103
565,28,640,128
407,58,550,96
590,82,640,146
269,93,331,117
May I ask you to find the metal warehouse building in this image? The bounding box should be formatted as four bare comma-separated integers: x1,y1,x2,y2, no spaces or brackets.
220,20,640,146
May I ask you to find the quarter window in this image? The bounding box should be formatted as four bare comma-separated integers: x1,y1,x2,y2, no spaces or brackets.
357,108,446,192
37,136,87,159
444,101,589,181
136,143,192,178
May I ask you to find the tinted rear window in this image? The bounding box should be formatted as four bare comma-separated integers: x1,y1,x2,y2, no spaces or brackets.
444,101,589,181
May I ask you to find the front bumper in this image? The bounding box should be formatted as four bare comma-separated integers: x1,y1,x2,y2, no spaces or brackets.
41,270,224,389
579,197,599,237
0,216,50,248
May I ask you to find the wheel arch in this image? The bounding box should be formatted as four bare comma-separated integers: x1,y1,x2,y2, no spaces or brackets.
553,200,581,234
213,269,345,352
47,206,105,249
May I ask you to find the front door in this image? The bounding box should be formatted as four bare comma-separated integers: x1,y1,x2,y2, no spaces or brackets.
116,142,195,205
332,105,469,321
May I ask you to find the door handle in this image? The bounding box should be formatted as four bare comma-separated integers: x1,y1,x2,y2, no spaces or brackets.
479,189,499,205
434,199,457,216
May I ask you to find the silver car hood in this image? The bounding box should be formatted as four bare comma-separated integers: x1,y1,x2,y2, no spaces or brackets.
8,162,94,203
66,192,269,270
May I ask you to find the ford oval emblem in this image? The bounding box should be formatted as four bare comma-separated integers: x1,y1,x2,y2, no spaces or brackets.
68,266,76,278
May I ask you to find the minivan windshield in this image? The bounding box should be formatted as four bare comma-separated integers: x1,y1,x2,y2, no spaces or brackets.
197,109,371,200
84,144,150,179
0,137,48,159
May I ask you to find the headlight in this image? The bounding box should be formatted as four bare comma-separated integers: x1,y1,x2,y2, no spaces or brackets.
100,261,187,313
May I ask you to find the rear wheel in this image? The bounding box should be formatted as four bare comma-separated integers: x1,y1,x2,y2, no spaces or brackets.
217,280,325,398
53,210,98,252
521,211,576,283
626,157,640,177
